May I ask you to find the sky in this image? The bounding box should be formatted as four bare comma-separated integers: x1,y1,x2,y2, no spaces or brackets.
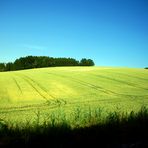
0,0,148,68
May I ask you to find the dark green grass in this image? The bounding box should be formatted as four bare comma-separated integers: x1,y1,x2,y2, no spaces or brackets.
0,106,148,148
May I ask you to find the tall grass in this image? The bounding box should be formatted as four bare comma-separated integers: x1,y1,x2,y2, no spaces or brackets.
0,106,148,148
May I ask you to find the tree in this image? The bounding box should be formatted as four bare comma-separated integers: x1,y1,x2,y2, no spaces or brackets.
87,59,95,66
0,63,5,71
1,56,95,71
5,62,14,71
79,58,95,66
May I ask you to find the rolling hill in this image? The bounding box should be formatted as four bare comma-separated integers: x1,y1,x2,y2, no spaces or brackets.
0,66,148,124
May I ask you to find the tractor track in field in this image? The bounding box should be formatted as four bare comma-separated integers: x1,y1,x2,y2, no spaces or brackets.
46,72,110,95
21,74,56,99
46,72,119,96
0,101,67,114
0,103,47,113
90,73,148,91
12,77,23,94
13,74,67,107
20,75,48,100
21,75,67,106
0,102,65,113
1,95,148,114
46,72,148,99
0,94,148,114
100,70,148,82
117,73,148,82
0,99,67,114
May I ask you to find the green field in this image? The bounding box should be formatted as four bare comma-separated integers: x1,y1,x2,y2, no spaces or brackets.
0,66,148,126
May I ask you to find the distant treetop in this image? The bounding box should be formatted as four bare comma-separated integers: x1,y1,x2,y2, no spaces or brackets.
0,56,95,72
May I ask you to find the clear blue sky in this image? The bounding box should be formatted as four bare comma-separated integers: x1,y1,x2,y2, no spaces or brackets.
0,0,148,68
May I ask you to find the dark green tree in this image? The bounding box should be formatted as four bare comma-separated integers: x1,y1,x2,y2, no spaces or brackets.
80,58,95,66
0,63,5,71
5,62,14,71
1,56,95,71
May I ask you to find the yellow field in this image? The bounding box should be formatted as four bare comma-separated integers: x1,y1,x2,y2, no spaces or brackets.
0,67,148,124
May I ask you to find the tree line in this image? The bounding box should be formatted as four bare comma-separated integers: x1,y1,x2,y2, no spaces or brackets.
0,56,95,71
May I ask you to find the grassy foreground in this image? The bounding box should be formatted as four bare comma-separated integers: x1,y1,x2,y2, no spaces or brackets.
0,106,148,148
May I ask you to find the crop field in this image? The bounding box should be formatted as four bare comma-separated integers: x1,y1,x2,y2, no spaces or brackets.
0,66,148,126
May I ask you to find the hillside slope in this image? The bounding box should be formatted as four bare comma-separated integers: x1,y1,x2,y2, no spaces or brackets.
0,67,148,123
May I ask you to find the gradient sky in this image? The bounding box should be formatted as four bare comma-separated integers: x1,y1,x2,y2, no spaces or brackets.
0,0,148,68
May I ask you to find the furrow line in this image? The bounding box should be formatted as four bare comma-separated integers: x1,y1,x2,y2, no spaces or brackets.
91,73,148,91
20,75,48,100
22,74,56,100
46,72,110,94
12,77,23,94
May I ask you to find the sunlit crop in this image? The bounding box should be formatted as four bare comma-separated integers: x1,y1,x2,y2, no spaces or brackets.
0,66,148,125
